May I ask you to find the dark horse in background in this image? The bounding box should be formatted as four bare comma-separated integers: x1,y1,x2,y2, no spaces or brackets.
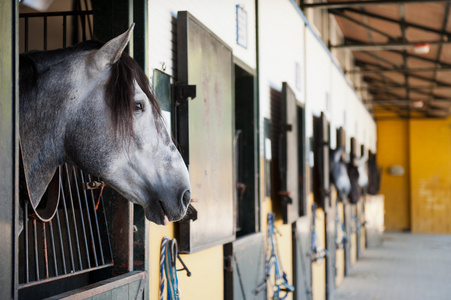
19,24,191,226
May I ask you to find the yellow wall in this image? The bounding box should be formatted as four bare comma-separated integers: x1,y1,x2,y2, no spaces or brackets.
377,120,411,230
409,117,451,233
148,223,224,300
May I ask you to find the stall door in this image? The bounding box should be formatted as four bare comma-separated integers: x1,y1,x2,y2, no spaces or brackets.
279,83,300,224
224,233,266,300
313,113,336,299
293,217,312,300
176,11,235,253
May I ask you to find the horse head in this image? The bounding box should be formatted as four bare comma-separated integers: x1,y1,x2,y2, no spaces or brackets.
330,146,351,198
19,25,191,225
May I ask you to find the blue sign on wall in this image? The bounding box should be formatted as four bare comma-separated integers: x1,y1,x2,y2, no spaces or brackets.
236,5,248,49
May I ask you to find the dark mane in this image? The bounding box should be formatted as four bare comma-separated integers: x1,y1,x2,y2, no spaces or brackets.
20,39,162,142
105,50,162,142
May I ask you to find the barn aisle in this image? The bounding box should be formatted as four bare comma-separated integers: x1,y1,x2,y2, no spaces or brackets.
331,232,451,300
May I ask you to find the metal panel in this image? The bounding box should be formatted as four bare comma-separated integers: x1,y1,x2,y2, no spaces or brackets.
177,11,235,253
293,216,312,300
0,1,18,299
224,233,266,300
44,271,145,300
279,83,299,224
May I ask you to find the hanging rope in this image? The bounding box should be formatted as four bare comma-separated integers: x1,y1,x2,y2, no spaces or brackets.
335,211,348,249
311,203,328,262
265,212,295,300
159,237,192,300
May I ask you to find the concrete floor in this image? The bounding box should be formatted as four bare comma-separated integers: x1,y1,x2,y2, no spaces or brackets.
331,232,451,300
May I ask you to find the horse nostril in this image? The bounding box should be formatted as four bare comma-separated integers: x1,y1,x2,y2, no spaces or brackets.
182,190,191,208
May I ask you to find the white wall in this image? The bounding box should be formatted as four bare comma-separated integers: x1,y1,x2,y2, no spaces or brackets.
147,0,377,154
148,0,256,77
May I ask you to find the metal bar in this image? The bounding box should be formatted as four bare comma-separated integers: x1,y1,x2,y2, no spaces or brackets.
329,9,396,40
42,223,49,279
430,3,451,102
48,220,59,277
54,209,67,274
363,77,448,99
87,174,105,265
348,66,451,74
331,39,451,51
18,262,114,290
303,0,451,9
81,13,86,41
19,10,93,18
60,177,76,272
389,49,451,68
64,164,83,271
32,219,40,281
43,15,47,50
71,166,92,269
63,15,67,48
85,0,93,38
24,17,29,52
24,203,29,283
359,60,451,87
99,192,114,261
339,7,451,39
79,170,99,267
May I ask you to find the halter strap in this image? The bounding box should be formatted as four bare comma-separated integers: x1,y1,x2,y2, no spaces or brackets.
19,138,61,222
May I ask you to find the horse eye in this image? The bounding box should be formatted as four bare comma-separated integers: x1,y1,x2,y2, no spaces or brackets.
135,102,143,111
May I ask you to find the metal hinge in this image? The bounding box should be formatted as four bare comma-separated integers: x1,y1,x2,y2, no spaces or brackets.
174,83,196,103
224,255,233,273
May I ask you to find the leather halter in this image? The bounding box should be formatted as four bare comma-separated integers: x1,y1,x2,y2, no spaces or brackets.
19,139,61,222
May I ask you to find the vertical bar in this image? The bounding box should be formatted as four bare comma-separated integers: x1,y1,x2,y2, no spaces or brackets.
43,15,47,50
63,15,67,48
99,193,113,261
24,203,29,283
48,220,58,277
25,17,29,52
64,164,83,270
42,223,49,279
60,178,75,272
79,170,98,266
32,219,39,281
71,166,91,268
81,13,86,41
54,210,67,274
87,174,105,265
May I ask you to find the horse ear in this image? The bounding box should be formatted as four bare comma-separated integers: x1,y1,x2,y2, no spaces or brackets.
93,23,135,70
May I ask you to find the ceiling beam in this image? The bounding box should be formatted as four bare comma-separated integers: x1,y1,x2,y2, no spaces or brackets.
329,9,396,40
348,66,451,74
335,7,451,39
331,39,451,51
388,50,451,68
303,0,451,9
357,60,451,87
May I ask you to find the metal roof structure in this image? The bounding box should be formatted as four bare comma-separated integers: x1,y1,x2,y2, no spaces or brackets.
302,0,451,119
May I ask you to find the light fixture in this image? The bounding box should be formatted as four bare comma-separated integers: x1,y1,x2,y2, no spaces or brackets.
413,43,430,54
412,100,424,108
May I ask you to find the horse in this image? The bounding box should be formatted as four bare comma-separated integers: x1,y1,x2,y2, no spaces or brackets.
329,146,351,199
19,24,191,226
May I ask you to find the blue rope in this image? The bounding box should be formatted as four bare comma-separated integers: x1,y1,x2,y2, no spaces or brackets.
159,237,180,300
311,204,328,262
335,212,348,249
265,212,295,300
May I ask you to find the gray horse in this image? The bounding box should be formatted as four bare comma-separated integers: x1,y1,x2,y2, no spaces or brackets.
19,24,191,226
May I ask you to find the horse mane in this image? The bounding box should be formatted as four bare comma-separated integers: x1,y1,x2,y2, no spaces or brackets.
19,39,162,143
